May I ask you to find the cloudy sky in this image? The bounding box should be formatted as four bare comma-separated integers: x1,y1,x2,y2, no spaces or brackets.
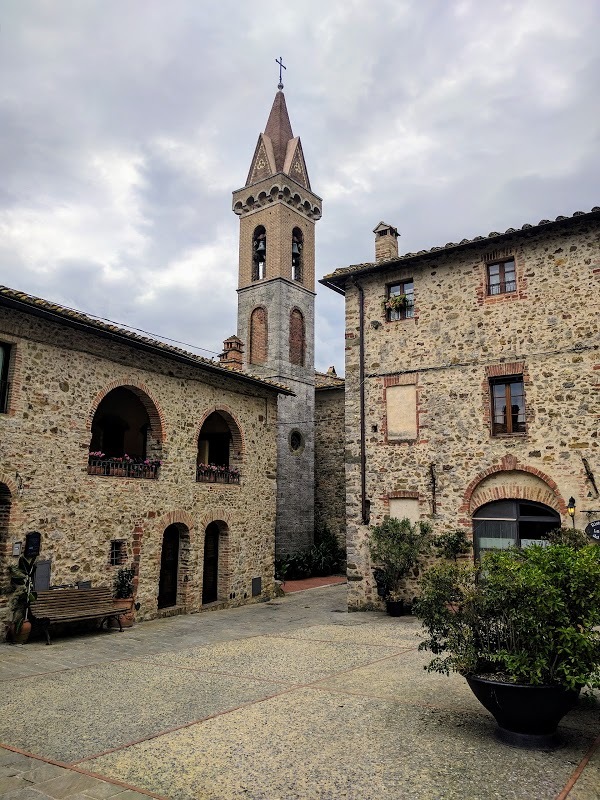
0,1,598,374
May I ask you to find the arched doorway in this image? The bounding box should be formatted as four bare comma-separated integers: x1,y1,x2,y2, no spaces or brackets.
202,522,220,604
158,524,180,608
473,500,560,559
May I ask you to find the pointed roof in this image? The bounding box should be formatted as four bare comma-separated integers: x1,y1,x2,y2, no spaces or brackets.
264,90,294,171
245,89,311,190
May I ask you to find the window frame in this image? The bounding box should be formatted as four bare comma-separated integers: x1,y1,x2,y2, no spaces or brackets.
489,374,526,436
386,280,414,321
0,343,11,414
486,257,516,296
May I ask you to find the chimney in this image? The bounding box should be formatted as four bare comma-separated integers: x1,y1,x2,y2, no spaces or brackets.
219,335,244,371
373,222,399,261
326,366,337,377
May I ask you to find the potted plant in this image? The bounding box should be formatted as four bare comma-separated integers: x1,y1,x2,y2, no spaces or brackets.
413,538,600,748
7,554,38,644
369,517,432,615
382,294,409,314
433,529,472,562
111,566,137,628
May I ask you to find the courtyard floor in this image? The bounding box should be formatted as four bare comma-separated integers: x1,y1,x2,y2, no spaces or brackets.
0,583,598,800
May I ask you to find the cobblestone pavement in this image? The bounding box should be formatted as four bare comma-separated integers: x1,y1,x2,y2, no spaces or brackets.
0,585,598,800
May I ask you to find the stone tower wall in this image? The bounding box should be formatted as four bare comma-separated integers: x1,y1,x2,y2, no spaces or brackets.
314,387,346,546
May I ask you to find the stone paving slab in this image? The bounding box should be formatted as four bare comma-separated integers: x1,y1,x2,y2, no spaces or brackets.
80,685,595,800
0,660,281,763
274,619,423,647
142,635,406,685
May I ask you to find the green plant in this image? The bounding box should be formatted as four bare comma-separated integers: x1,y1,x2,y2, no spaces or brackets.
274,526,346,581
9,555,38,631
433,530,472,562
369,517,432,600
542,526,589,550
114,567,135,599
414,542,600,690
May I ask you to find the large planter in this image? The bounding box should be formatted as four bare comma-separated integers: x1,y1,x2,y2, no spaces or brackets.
385,599,405,617
8,619,32,644
466,675,580,749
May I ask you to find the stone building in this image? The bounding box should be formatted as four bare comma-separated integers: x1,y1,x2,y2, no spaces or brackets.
0,285,289,635
321,208,600,610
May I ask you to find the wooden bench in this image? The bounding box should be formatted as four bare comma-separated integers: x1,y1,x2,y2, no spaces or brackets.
30,588,131,645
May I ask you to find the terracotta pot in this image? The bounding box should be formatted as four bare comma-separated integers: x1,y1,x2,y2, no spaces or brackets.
386,599,405,617
10,619,32,644
108,597,135,628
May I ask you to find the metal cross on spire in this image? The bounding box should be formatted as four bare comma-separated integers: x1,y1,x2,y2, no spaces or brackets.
276,56,286,90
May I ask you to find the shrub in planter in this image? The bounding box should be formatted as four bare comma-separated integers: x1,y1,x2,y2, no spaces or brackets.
369,517,432,611
414,542,600,746
433,530,472,562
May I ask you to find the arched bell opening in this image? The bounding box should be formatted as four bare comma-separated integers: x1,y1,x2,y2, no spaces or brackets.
252,225,267,281
292,227,303,282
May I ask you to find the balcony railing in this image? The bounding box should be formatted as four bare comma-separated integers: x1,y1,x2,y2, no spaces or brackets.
88,457,160,479
196,464,240,485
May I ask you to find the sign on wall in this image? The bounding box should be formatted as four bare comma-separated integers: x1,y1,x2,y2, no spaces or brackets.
585,520,600,543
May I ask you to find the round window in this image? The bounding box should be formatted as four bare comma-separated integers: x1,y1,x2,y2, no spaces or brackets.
290,430,303,452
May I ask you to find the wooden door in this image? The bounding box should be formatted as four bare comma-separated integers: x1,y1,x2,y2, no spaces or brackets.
158,525,179,608
202,523,219,604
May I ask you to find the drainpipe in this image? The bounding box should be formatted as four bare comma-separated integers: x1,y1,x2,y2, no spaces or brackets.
352,278,369,526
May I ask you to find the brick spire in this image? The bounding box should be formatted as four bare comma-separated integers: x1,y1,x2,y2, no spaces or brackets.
264,91,294,172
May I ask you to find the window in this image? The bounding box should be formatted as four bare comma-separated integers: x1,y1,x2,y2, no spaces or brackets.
490,376,526,435
487,258,516,296
473,500,559,559
0,343,11,413
109,540,127,566
386,281,414,321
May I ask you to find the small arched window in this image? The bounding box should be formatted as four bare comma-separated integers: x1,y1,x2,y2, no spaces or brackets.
252,225,266,281
249,307,268,365
292,227,303,282
289,308,305,366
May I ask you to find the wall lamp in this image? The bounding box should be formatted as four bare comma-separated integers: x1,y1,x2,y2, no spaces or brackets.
567,497,576,528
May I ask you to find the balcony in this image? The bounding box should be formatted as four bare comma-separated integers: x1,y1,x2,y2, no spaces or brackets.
196,464,240,485
88,456,160,479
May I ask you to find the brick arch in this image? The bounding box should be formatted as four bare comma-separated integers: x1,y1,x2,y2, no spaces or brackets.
460,455,566,517
199,508,234,529
156,509,196,536
195,406,245,459
87,379,166,443
154,511,195,609
0,473,19,498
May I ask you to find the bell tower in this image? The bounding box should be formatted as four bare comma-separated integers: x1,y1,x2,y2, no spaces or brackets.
232,78,322,557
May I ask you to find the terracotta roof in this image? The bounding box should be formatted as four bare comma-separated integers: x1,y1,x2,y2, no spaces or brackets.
321,207,600,289
0,285,293,395
315,369,345,390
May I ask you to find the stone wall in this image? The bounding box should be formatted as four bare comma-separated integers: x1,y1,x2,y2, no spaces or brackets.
0,307,279,637
314,387,346,546
341,216,600,609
